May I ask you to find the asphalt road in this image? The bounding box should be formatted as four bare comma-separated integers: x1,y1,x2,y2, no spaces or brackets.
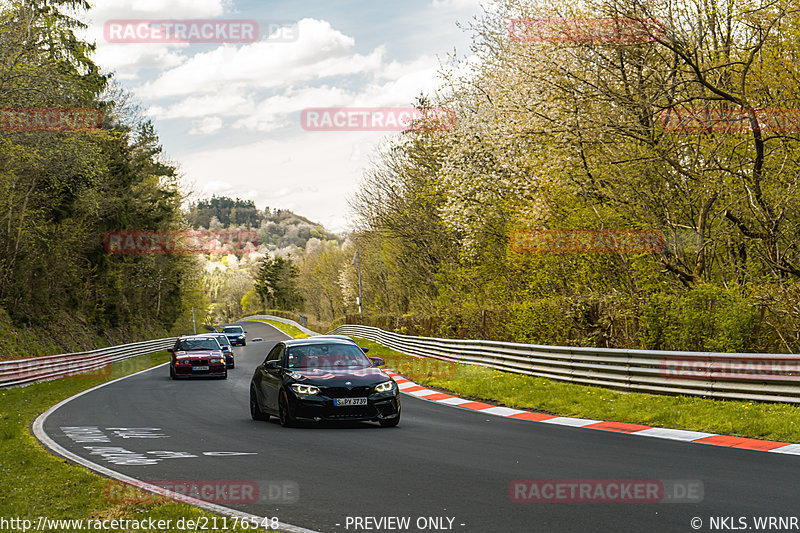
40,321,800,533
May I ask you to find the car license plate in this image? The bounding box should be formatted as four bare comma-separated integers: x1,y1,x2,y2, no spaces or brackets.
334,398,367,406
192,366,209,371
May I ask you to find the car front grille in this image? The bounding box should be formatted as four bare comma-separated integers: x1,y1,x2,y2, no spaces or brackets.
323,386,373,398
326,406,378,419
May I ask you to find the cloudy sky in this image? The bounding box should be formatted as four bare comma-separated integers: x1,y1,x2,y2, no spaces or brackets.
75,0,488,233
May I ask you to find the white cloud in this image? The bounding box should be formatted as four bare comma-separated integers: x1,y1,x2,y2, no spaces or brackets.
134,19,377,99
189,116,224,135
86,0,230,19
148,93,252,119
68,2,477,232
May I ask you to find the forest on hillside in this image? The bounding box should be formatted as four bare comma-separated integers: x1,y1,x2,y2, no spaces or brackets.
186,196,341,249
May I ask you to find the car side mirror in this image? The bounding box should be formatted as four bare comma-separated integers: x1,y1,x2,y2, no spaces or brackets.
370,357,385,367
265,360,280,370
167,348,174,353
360,346,370,353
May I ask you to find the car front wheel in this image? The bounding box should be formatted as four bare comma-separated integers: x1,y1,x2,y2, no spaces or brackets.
379,407,400,427
279,390,296,427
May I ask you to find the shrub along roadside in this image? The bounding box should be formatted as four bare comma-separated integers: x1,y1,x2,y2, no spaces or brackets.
346,336,800,444
0,352,266,532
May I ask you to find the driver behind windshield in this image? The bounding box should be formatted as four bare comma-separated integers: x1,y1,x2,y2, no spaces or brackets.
177,338,220,351
286,345,369,370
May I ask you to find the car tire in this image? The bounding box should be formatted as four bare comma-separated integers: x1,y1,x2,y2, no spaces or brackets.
231,360,235,369
379,407,401,427
279,390,296,428
243,341,247,346
250,386,270,421
169,366,175,380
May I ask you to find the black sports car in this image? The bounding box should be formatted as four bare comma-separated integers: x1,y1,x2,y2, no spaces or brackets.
249,336,400,427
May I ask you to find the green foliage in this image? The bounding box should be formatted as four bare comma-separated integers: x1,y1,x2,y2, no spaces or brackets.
337,0,800,352
0,1,203,337
506,298,573,346
640,286,763,352
254,255,300,311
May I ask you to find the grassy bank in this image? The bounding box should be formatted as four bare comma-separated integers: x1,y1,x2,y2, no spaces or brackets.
344,336,800,443
0,353,266,532
0,307,174,360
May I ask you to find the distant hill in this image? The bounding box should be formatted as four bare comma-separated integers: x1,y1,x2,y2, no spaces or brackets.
187,196,341,250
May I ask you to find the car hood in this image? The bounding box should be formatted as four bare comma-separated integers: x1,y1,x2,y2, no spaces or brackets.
175,350,223,359
286,367,391,386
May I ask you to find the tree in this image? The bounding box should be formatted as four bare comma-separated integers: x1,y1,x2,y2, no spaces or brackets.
254,255,300,310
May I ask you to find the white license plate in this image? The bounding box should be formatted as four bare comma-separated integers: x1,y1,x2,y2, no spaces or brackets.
334,398,367,406
192,366,210,371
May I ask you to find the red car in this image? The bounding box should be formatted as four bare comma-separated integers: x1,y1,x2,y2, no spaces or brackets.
169,335,228,379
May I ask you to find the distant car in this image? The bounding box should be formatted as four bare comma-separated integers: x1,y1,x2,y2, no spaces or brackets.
207,333,235,368
249,336,400,427
169,336,227,379
222,325,246,346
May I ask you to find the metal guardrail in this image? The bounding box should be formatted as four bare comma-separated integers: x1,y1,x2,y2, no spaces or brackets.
329,324,800,403
0,337,176,389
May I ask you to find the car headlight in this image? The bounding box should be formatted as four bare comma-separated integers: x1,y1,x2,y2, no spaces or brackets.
375,381,394,393
290,383,320,395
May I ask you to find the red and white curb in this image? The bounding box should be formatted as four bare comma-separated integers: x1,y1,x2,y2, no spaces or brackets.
385,370,800,456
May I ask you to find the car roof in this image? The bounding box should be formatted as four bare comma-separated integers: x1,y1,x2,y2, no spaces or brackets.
283,335,356,347
223,325,243,329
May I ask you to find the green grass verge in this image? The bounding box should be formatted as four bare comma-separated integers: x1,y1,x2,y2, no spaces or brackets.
243,320,310,339
0,352,273,532
344,336,800,444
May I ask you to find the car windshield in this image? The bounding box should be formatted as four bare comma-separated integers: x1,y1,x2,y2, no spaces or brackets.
223,327,243,334
212,335,231,346
285,344,371,370
176,338,220,351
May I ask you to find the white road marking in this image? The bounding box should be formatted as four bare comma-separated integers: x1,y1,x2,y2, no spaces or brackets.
33,362,318,533
203,452,259,456
634,428,715,441
541,417,603,427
